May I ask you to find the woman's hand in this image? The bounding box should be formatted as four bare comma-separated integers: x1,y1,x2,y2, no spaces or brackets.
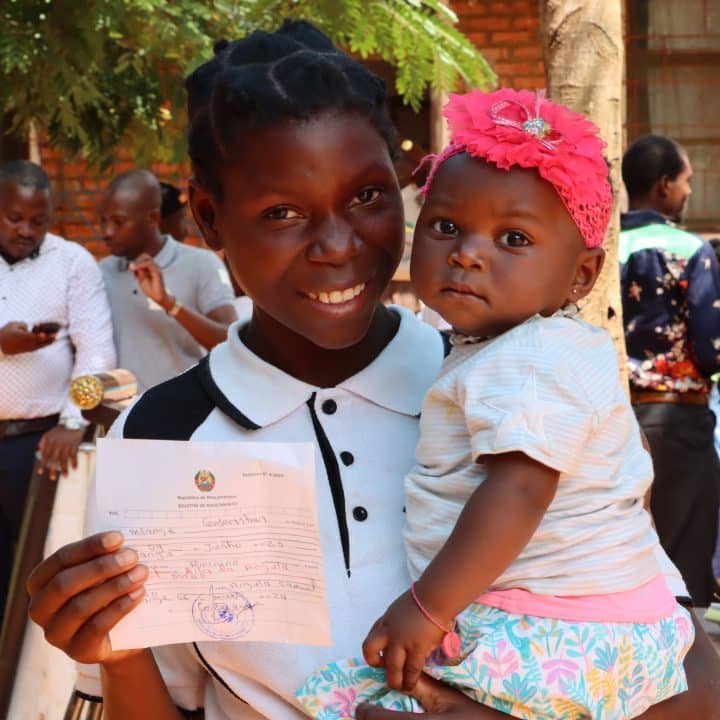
27,531,149,666
362,591,446,692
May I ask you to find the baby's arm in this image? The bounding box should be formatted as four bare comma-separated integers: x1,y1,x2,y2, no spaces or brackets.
363,451,558,692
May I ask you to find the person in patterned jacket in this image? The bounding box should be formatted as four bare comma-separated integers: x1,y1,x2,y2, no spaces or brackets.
621,134,720,606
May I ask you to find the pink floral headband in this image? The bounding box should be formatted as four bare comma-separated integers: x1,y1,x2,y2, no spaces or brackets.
418,89,613,249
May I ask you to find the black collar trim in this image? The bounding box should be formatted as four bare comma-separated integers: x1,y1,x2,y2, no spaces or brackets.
307,392,351,577
196,355,261,431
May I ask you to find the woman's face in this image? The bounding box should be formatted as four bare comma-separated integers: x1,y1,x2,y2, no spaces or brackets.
192,111,404,351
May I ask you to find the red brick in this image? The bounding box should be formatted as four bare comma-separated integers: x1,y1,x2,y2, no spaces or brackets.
466,31,488,46
512,15,539,30
490,31,534,45
512,76,546,90
73,195,101,211
491,62,515,76
464,15,511,31
492,61,537,76
512,45,544,60
488,2,514,14
481,47,512,62
509,0,533,13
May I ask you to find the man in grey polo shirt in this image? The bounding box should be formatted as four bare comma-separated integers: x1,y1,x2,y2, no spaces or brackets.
99,170,236,392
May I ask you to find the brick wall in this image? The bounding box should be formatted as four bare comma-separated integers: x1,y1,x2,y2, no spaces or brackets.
452,0,545,90
42,143,194,256
43,2,546,256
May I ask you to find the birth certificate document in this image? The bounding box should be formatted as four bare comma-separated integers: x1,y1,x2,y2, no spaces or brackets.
91,438,330,651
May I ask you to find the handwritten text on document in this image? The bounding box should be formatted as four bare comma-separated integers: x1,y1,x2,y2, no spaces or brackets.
92,438,330,651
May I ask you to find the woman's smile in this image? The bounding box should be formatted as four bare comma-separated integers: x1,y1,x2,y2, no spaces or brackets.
306,282,366,305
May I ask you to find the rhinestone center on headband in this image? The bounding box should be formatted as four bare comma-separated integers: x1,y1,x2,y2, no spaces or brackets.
522,117,551,139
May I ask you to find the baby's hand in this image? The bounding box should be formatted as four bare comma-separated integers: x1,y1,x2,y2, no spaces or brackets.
362,590,447,692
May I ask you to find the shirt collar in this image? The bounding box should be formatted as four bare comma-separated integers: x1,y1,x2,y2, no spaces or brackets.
117,235,177,271
206,306,444,428
153,235,178,269
620,209,671,231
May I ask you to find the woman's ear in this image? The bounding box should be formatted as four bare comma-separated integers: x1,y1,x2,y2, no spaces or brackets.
568,247,605,303
188,178,222,251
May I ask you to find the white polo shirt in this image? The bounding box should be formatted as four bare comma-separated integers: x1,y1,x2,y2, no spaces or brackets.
78,306,445,718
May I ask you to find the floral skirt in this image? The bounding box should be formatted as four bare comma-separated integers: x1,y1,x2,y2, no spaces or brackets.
296,602,694,720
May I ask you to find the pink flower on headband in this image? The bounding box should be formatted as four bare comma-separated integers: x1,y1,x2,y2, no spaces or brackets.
422,89,613,248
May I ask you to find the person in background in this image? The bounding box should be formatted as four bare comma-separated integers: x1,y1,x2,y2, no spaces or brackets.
0,160,115,621
159,182,193,243
100,169,236,392
620,135,720,606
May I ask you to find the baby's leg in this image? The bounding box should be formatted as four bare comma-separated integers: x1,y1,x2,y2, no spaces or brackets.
420,603,695,720
296,659,422,719
296,603,694,720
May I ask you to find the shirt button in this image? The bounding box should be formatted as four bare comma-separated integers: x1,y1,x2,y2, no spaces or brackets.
321,399,337,415
352,506,368,522
340,451,354,466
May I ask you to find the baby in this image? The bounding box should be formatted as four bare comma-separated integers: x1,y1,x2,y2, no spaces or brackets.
298,89,694,720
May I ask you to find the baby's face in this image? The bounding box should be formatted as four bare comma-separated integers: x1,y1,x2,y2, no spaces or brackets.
411,154,587,337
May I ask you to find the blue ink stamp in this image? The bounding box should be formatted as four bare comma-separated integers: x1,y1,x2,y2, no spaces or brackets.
192,585,255,640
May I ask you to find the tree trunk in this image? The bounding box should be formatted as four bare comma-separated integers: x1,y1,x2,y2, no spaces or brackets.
540,0,627,380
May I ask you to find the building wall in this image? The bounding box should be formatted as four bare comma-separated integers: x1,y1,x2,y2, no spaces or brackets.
41,144,192,256
453,0,545,91
41,2,546,255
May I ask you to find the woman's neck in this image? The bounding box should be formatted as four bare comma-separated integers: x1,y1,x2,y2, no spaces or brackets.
241,304,400,388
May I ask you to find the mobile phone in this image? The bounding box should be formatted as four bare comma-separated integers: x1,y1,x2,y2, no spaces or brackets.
32,321,63,334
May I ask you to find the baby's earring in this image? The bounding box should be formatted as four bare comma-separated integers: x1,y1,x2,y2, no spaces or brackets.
572,288,578,295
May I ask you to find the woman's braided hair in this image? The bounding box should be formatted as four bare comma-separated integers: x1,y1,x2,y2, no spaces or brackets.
185,20,397,197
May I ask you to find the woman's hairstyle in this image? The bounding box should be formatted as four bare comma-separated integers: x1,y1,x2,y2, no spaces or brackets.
185,20,396,197
621,135,686,200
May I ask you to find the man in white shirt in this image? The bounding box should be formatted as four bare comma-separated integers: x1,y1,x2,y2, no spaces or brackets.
99,170,236,392
0,160,116,619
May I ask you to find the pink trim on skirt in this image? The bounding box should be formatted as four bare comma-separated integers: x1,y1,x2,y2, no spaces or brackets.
476,573,677,623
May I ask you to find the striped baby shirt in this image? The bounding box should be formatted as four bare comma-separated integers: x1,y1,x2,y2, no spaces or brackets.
404,309,662,596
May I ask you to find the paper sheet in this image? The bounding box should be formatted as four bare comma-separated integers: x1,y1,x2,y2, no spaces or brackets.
92,438,330,650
